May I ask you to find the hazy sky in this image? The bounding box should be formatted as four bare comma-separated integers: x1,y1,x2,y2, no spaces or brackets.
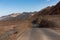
0,0,60,16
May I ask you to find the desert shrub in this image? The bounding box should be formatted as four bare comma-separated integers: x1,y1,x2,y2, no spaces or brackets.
38,19,56,28
32,19,56,28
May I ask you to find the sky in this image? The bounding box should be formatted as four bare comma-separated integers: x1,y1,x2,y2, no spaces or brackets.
0,0,60,16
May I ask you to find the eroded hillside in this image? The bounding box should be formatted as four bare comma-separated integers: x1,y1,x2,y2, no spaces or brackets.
0,1,60,40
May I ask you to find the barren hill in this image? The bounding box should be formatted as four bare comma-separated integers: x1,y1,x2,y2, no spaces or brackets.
0,1,60,40
37,1,60,15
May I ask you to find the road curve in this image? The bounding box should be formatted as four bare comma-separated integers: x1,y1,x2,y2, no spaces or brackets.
17,28,60,40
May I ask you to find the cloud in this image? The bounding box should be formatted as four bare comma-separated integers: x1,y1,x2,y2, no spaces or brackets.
46,0,51,1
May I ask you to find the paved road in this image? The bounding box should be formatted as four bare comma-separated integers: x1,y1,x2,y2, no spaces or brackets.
17,28,60,40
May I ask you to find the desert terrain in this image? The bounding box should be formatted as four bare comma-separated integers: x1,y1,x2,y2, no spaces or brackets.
0,1,60,40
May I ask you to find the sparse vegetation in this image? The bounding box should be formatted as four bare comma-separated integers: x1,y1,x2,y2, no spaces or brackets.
0,1,60,40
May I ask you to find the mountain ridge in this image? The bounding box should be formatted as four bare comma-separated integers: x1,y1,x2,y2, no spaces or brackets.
0,1,60,40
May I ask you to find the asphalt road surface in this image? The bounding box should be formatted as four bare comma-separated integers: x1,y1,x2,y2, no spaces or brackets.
17,28,60,40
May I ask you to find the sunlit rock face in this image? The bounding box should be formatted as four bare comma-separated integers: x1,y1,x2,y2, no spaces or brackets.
10,13,21,17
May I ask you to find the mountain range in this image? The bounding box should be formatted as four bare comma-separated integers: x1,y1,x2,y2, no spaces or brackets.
0,1,60,40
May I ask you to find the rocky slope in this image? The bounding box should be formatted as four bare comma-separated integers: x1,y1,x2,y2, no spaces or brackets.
0,1,60,40
37,1,60,15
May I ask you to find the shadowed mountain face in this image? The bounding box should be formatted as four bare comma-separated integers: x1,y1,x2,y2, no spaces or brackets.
0,1,60,40
37,1,60,15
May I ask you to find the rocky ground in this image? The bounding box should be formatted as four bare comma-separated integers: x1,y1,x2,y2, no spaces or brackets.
0,1,60,40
